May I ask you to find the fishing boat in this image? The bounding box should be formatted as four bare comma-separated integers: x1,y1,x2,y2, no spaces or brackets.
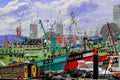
35,20,100,72
64,22,120,71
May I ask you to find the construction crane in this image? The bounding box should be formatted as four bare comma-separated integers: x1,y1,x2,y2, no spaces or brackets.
68,12,78,45
68,12,84,50
69,12,78,35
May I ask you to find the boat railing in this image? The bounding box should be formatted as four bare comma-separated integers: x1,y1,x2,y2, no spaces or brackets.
0,48,24,54
24,45,41,48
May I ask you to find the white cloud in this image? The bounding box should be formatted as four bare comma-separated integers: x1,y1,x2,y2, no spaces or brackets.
4,17,16,23
0,0,31,16
34,0,89,16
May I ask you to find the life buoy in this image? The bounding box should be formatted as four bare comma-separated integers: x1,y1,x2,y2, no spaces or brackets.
18,75,24,80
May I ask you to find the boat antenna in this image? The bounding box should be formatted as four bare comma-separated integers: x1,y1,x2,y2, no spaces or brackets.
16,20,22,36
4,36,8,48
16,20,22,46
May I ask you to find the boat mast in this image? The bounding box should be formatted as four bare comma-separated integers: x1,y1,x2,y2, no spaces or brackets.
69,12,77,46
4,36,8,48
16,20,22,46
16,20,22,37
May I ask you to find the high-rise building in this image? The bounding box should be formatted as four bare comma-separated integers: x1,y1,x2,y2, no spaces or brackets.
30,24,38,39
113,4,120,27
56,21,63,36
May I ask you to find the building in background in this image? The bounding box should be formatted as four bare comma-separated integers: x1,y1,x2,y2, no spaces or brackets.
30,24,38,39
113,4,120,27
56,21,63,36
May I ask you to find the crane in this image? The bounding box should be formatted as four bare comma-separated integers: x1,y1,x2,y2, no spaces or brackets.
107,22,118,55
39,20,50,51
70,12,78,35
39,20,62,54
103,22,119,77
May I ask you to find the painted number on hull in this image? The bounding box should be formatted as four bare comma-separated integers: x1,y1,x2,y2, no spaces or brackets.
43,59,53,64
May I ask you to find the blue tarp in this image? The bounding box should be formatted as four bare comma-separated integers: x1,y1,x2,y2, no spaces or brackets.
69,44,81,48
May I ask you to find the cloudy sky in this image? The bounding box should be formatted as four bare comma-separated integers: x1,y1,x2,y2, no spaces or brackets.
0,0,120,37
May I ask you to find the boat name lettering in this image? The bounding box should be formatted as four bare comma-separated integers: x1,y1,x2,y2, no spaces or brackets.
83,52,93,57
69,55,83,61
